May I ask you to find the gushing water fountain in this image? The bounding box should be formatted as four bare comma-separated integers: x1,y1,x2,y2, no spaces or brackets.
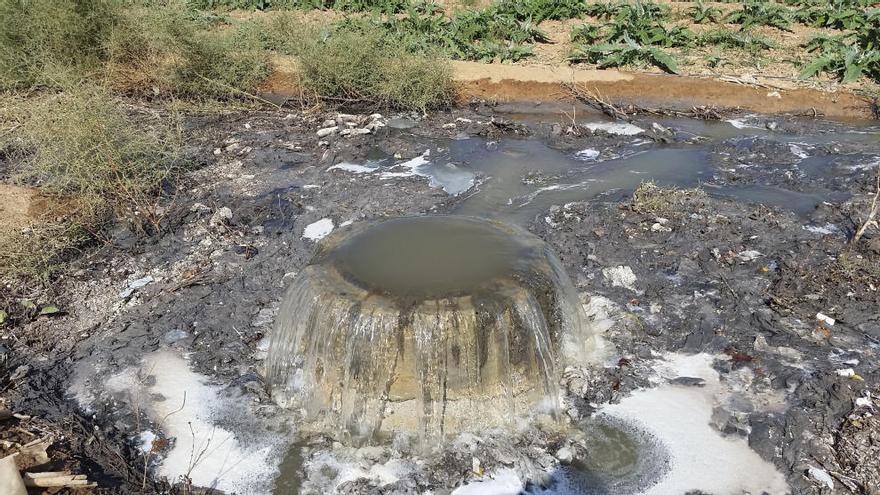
265,216,595,443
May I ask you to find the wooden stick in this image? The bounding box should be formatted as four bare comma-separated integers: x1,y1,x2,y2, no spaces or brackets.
853,174,880,244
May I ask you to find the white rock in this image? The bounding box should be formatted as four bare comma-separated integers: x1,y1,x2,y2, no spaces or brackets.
603,266,639,292
442,123,457,129
341,128,371,137
817,312,836,326
736,250,763,262
555,446,574,463
807,466,834,489
316,126,339,137
836,368,855,377
575,148,600,160
321,119,336,127
303,218,334,241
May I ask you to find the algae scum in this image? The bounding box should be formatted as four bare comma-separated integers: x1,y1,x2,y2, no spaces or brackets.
54,105,880,494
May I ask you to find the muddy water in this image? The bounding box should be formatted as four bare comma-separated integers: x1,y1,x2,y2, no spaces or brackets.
337,113,878,226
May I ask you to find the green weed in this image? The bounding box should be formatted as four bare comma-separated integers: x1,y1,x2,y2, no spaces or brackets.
799,9,880,83
570,35,679,73
725,1,792,31
688,1,722,24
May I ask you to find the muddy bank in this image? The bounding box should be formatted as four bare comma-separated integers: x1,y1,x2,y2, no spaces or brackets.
1,101,879,494
263,58,877,121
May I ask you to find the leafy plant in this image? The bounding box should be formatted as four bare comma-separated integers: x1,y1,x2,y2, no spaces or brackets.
569,34,679,73
800,34,880,82
799,9,880,83
688,1,722,24
697,29,776,54
725,1,792,31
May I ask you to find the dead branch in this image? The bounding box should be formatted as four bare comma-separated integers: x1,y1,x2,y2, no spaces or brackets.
563,81,727,121
563,83,629,120
852,174,880,244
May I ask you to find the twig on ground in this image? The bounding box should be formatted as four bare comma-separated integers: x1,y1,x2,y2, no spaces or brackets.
563,83,629,120
563,81,727,120
195,74,282,110
852,174,880,244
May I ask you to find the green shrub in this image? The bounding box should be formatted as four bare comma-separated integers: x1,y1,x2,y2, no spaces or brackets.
1,86,182,278
0,0,270,97
297,26,453,111
0,0,120,89
15,86,180,226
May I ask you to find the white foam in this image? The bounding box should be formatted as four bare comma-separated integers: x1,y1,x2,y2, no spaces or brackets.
304,451,416,493
451,468,523,495
601,353,790,495
846,157,880,171
302,218,334,241
379,150,475,195
140,352,283,494
328,162,376,174
725,117,763,130
788,143,810,159
584,122,645,136
803,223,838,235
575,148,600,160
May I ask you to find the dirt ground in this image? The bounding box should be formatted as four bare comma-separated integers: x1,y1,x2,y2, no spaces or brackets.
1,98,880,493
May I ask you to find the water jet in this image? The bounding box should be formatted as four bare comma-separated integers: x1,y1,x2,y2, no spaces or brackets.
266,215,594,442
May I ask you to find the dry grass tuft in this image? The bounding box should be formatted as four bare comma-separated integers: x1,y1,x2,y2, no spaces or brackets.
631,181,707,216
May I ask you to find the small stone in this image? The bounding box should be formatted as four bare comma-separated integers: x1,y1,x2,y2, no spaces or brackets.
342,128,371,137
321,119,336,127
442,123,457,129
209,207,233,228
316,126,339,138
736,250,763,262
555,446,574,464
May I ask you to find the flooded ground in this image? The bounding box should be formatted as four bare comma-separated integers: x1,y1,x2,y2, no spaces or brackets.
3,100,880,494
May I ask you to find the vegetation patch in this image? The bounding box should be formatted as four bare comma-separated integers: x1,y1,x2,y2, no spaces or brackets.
1,87,181,278
294,24,453,111
631,181,708,217
0,0,270,97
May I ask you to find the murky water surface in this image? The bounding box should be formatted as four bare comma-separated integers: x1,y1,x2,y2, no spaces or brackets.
334,110,878,224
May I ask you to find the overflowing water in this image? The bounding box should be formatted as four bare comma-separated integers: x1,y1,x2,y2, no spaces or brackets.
265,216,595,443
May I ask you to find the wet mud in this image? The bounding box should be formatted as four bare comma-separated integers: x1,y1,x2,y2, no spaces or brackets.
2,101,879,494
